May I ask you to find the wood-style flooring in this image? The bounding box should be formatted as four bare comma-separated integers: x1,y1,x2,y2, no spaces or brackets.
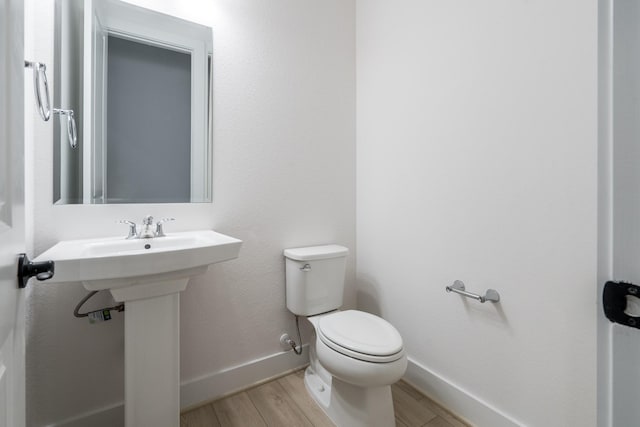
181,369,470,427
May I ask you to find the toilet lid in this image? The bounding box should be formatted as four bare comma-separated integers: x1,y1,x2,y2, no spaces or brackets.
318,310,403,357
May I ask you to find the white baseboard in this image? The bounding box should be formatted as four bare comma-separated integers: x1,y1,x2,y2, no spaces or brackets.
44,402,123,427
404,358,524,427
180,345,309,410
49,350,521,427
48,347,309,427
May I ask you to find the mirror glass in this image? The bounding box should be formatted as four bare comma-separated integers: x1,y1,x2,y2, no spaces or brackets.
53,0,213,204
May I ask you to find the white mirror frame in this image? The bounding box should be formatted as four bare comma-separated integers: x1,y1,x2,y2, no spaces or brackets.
82,0,212,204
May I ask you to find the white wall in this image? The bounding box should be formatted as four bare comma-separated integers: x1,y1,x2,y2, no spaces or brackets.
26,0,355,425
356,1,598,426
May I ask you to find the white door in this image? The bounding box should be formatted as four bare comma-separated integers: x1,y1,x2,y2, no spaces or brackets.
0,0,26,426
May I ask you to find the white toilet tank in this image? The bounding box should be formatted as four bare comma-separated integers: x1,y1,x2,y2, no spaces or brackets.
284,245,349,316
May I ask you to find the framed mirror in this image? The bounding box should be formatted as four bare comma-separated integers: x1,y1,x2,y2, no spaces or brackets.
53,0,213,204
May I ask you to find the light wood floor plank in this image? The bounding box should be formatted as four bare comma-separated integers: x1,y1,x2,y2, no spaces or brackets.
425,416,459,427
395,416,410,427
183,370,470,427
391,383,437,427
417,396,469,427
181,404,220,427
395,380,469,427
213,392,267,427
248,380,314,426
277,369,335,427
396,380,425,402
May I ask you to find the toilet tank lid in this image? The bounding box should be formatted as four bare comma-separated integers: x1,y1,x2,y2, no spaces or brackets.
284,245,349,261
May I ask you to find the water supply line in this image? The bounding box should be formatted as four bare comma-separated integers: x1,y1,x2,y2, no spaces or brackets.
284,315,303,356
74,290,125,318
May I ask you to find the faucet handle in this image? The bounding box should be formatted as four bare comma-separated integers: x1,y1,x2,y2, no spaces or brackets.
155,218,175,237
118,220,138,239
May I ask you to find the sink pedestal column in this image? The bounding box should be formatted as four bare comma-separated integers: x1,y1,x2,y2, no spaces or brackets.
122,279,186,427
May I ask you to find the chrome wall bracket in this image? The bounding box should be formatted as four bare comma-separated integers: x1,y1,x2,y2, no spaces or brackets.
445,280,500,303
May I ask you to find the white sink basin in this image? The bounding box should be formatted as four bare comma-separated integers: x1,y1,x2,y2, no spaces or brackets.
35,230,242,300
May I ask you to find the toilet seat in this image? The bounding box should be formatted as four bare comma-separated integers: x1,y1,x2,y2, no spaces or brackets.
317,310,404,363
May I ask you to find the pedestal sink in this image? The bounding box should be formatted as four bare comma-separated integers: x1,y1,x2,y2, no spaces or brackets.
35,230,242,427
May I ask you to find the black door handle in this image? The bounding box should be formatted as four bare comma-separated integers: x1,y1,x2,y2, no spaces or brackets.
604,280,640,329
17,253,55,288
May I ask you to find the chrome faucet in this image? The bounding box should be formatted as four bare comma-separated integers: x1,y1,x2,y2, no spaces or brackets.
118,216,175,239
139,215,155,238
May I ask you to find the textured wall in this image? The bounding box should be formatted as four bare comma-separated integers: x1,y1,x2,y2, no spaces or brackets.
26,0,355,425
356,1,598,426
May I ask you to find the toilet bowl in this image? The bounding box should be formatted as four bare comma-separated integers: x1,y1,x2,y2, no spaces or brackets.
313,310,406,386
284,245,406,427
304,310,407,427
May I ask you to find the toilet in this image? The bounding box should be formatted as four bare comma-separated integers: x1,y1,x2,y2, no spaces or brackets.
284,245,407,427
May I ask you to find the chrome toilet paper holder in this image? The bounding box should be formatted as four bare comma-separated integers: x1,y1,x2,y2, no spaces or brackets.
445,280,500,304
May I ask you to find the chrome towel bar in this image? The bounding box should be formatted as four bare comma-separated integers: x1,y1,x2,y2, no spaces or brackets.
445,280,500,303
24,60,78,149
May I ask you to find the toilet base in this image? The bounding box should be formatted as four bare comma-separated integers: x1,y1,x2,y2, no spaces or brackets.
304,366,396,427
